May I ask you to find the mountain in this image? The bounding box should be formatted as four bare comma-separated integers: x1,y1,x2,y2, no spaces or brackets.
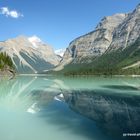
54,3,140,75
61,13,127,64
90,4,140,74
55,48,66,62
55,49,66,57
0,36,60,74
109,4,140,51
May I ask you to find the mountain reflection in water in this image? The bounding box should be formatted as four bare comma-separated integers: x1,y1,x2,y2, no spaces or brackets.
0,76,140,140
62,89,140,139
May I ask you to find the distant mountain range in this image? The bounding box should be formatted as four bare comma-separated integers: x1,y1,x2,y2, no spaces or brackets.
0,4,140,75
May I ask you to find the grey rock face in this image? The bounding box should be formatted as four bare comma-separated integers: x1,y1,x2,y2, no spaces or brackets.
108,4,140,51
62,14,127,64
0,36,60,73
56,4,140,72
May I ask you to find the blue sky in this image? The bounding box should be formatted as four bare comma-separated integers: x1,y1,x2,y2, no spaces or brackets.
0,0,139,50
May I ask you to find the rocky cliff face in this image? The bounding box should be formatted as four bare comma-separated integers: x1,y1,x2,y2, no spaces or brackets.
0,36,60,73
55,3,140,73
61,14,127,65
108,4,140,51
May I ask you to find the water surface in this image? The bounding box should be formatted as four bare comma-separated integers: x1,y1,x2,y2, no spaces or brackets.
0,75,140,140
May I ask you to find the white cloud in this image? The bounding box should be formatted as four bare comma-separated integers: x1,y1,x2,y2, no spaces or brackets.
0,7,23,18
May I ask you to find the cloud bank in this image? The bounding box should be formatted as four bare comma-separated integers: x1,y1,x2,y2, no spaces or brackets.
0,7,23,18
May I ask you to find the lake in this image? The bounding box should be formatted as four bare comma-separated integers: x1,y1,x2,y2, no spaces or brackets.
0,75,140,140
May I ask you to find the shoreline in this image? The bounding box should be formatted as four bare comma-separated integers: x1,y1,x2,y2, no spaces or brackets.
0,70,15,80
16,74,140,78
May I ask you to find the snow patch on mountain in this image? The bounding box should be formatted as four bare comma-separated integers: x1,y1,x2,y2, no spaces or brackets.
0,35,60,73
28,35,42,48
55,49,66,57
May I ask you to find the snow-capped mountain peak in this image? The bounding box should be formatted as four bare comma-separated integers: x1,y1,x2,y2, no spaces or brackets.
55,48,66,57
28,35,42,48
0,35,60,74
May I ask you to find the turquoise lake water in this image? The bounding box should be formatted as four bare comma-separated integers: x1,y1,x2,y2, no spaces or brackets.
0,75,140,140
